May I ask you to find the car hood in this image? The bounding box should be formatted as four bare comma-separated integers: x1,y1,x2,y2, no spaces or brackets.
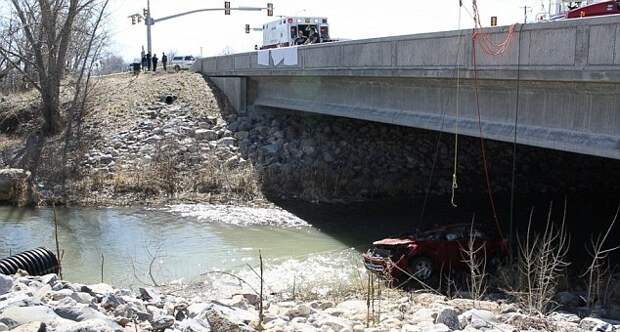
372,237,415,246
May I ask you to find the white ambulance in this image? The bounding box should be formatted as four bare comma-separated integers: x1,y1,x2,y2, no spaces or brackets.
261,16,330,49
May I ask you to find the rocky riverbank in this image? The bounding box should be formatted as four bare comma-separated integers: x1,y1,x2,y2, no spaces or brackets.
1,271,618,332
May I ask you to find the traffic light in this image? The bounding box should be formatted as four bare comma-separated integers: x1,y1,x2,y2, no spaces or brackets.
267,3,273,16
137,16,142,23
245,24,250,34
224,1,230,15
131,15,136,25
490,16,497,26
143,8,148,17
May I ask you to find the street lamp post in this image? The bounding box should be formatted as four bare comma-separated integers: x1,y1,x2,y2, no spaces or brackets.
131,1,274,56
146,0,152,55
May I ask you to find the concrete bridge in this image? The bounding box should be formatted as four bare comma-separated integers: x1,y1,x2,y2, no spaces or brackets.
193,15,620,160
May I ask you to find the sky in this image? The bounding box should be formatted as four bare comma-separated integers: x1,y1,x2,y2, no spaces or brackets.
7,0,555,61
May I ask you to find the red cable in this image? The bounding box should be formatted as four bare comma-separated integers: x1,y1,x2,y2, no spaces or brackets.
472,36,504,240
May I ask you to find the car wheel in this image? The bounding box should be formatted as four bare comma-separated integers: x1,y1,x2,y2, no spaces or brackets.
407,257,433,282
174,65,181,72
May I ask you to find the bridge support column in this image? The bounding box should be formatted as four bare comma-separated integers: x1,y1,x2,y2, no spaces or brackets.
209,77,247,113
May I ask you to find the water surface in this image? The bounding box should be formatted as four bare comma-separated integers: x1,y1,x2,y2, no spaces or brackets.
0,205,351,287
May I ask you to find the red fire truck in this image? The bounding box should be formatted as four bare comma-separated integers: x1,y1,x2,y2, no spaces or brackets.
565,0,620,18
541,0,620,21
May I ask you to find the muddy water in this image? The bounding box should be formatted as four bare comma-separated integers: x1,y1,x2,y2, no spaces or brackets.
0,205,357,288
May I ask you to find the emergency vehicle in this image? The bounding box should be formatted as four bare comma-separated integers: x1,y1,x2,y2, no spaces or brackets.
537,0,620,21
565,0,620,18
261,16,330,49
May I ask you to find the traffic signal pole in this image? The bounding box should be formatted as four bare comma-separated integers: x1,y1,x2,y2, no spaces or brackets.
146,0,152,55
137,1,273,56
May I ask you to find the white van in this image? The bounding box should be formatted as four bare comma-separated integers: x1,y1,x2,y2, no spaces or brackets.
169,55,196,71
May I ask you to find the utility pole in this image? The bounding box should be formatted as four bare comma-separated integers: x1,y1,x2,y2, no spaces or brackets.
521,5,532,23
131,1,274,56
146,0,152,55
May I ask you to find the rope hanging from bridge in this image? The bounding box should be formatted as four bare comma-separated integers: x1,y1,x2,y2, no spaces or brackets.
509,23,525,257
419,0,465,224
469,0,521,240
471,0,518,56
420,0,519,235
451,0,465,208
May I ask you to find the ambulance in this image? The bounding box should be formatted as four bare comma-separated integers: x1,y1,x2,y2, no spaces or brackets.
261,16,330,49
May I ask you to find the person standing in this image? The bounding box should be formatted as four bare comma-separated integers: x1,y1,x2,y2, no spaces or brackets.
141,54,147,72
152,53,158,72
146,52,152,71
161,53,168,72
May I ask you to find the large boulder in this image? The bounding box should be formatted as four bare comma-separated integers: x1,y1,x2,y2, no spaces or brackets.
0,168,30,204
55,319,120,332
1,306,70,326
6,322,46,332
205,309,240,332
579,317,614,332
435,308,460,330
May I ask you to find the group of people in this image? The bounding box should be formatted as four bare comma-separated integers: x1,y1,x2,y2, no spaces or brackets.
294,26,319,45
140,47,168,72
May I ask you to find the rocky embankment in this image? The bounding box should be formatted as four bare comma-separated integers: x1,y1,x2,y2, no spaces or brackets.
0,72,263,206
1,272,618,332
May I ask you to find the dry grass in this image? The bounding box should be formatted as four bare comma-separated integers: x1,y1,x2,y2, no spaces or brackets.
69,152,262,204
194,153,261,201
88,72,219,121
112,170,160,197
0,135,21,166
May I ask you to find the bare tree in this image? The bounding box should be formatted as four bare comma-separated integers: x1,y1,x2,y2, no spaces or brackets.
518,202,570,314
99,55,125,75
582,205,620,309
460,215,488,305
0,0,103,134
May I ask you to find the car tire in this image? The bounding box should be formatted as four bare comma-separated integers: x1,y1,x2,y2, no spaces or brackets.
407,257,433,282
174,65,181,72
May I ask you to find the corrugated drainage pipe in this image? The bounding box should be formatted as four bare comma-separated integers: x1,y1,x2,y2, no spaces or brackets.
0,247,59,276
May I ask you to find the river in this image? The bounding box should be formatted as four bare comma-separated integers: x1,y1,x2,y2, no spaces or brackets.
1,195,617,293
0,204,368,288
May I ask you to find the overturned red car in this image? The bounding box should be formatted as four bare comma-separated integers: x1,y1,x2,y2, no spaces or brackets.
362,223,508,284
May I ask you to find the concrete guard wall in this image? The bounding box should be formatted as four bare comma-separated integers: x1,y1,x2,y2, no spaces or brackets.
195,15,620,81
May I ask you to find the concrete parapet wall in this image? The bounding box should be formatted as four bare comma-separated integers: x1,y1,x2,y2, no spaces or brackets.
194,15,620,82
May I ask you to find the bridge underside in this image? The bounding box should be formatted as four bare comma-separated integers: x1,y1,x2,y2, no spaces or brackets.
211,75,619,160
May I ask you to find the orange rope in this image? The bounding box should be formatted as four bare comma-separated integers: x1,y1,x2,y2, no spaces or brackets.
471,0,517,57
472,39,504,240
473,24,517,56
468,0,519,240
